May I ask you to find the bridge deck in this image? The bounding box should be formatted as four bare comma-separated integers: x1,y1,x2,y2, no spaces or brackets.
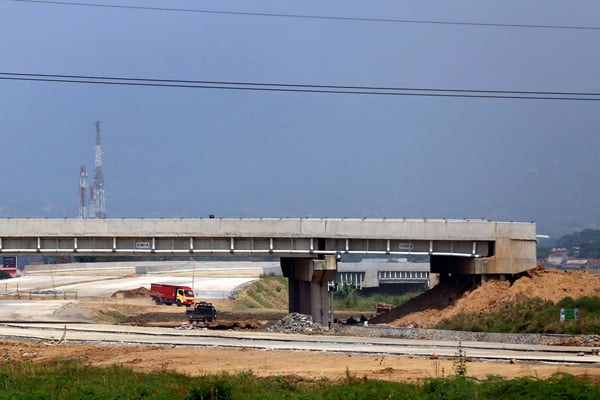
0,218,535,240
0,218,535,263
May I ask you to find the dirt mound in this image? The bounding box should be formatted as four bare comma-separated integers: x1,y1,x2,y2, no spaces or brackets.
371,269,600,328
369,277,471,325
111,287,149,299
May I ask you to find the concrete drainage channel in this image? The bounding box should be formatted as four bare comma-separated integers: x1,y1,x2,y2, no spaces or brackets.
333,324,600,348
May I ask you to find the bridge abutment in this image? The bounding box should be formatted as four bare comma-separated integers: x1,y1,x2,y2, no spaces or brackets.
430,238,535,276
280,255,337,326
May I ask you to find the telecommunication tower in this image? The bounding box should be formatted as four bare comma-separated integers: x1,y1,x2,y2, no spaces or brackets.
89,121,107,218
77,165,87,218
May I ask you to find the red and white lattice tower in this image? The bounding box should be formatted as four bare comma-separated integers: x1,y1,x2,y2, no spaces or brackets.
77,165,87,218
89,121,107,219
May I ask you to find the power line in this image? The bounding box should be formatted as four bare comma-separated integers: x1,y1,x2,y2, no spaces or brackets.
1,72,600,101
4,71,600,96
9,0,600,31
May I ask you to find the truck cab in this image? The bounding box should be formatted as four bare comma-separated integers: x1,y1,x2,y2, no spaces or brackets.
176,288,195,306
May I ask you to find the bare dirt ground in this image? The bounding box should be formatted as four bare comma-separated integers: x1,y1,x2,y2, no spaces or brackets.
2,340,599,383
75,293,287,330
3,267,600,382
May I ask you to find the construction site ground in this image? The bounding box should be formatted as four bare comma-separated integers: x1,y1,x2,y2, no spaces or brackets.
3,339,599,383
1,267,600,382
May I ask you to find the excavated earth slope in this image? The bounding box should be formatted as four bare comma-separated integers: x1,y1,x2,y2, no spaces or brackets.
370,268,600,328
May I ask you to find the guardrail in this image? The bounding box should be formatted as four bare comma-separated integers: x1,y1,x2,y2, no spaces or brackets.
0,290,78,300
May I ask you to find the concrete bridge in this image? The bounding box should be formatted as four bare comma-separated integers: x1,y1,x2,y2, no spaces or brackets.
0,218,537,324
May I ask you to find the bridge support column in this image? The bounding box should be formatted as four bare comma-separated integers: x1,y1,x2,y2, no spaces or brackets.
281,255,337,326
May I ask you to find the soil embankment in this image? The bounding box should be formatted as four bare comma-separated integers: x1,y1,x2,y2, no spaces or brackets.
370,269,600,328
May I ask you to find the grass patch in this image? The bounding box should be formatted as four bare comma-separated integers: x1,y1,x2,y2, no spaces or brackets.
0,361,598,399
236,276,288,310
237,278,420,314
334,285,421,312
95,309,129,324
436,296,600,334
242,299,260,309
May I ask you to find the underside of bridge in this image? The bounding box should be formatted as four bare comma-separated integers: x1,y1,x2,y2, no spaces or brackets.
430,238,536,279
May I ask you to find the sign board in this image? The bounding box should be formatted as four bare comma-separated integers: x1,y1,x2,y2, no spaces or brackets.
135,241,151,250
398,242,414,251
560,308,579,322
2,256,16,268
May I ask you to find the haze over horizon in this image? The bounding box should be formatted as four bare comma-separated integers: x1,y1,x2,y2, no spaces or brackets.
2,0,600,239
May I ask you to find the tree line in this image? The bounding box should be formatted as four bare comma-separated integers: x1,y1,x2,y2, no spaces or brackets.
538,229,600,259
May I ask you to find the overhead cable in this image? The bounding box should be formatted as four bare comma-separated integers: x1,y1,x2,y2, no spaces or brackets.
9,0,600,31
1,72,600,101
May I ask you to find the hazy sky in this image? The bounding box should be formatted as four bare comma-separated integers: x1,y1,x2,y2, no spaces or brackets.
1,0,599,238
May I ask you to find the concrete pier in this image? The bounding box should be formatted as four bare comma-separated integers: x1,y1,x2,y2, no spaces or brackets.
280,255,337,325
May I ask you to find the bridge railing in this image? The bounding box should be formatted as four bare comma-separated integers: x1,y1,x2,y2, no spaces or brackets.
0,236,493,258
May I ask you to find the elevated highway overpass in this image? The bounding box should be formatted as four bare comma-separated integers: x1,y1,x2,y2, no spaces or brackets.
0,218,537,324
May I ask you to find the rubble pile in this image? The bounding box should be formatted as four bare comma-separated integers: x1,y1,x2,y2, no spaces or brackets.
571,335,600,347
266,313,324,334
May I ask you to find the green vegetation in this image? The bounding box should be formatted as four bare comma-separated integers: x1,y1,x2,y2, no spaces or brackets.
0,361,598,399
437,296,600,334
238,276,288,309
334,283,421,312
96,309,129,324
556,229,600,258
334,282,359,309
0,271,12,280
538,228,600,259
238,278,420,313
453,342,467,377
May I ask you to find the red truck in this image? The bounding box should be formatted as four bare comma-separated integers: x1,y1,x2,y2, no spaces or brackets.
149,283,195,306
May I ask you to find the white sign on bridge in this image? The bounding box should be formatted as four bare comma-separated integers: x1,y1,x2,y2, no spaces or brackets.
135,241,150,250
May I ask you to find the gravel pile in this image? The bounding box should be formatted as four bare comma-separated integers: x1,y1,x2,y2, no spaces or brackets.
266,313,324,334
578,335,600,346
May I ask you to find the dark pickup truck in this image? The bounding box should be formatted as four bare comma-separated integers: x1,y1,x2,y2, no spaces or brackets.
186,301,217,323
